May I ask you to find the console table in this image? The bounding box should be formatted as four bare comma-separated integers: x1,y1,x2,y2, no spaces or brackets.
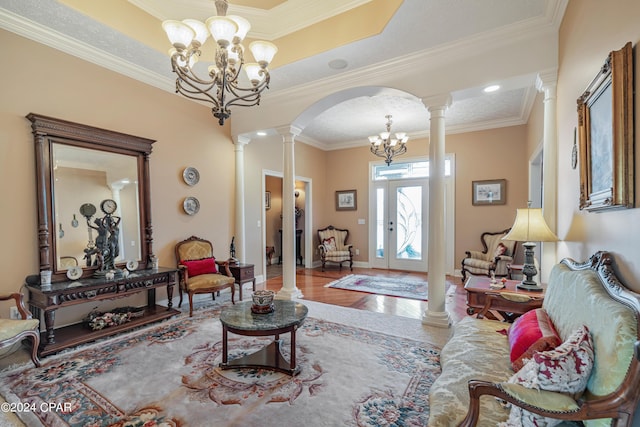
25,267,179,357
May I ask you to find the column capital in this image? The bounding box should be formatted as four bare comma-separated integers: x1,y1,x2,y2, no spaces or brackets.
421,93,452,111
275,125,302,138
233,135,251,146
536,68,558,92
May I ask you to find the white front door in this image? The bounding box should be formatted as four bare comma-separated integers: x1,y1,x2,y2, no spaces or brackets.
371,179,428,271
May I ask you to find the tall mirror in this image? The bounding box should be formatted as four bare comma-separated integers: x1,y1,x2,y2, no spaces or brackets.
28,113,155,282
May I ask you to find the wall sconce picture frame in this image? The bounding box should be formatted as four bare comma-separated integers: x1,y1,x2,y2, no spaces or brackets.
265,191,271,210
472,179,506,205
336,190,357,211
577,42,634,212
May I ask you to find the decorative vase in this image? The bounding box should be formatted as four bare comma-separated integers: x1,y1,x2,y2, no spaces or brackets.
251,290,275,314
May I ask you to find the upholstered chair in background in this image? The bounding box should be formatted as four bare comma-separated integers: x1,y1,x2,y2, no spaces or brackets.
317,225,353,272
461,229,517,282
175,236,235,317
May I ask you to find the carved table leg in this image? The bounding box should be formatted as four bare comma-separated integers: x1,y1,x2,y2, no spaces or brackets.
166,284,174,309
44,309,56,344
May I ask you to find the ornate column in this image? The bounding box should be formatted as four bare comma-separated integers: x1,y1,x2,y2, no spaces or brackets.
536,70,558,282
277,126,303,299
422,94,452,328
233,136,250,263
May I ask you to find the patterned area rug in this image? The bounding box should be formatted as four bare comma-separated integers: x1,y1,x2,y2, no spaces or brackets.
325,274,431,300
0,301,440,427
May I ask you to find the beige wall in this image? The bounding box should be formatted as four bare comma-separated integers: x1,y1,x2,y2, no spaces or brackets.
0,30,235,319
555,0,640,291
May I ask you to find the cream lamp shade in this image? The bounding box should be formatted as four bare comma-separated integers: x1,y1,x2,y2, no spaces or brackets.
503,207,557,291
502,208,558,243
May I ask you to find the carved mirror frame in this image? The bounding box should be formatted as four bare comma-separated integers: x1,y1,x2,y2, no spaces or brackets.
27,113,155,282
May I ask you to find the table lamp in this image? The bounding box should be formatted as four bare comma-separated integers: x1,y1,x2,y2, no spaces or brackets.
502,204,558,292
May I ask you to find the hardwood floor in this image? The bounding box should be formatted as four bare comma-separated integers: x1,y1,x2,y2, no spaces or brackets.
264,266,470,324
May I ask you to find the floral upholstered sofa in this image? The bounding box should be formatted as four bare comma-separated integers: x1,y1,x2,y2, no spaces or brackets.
428,252,640,426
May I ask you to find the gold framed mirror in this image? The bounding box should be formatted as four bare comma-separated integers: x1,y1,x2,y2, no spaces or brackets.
27,113,155,282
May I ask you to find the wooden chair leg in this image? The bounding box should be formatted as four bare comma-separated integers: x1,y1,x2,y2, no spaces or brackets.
27,331,41,367
188,293,194,317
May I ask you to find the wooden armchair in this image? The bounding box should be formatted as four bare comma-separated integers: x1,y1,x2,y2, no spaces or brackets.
175,236,235,317
317,225,353,272
1,293,40,367
461,228,517,282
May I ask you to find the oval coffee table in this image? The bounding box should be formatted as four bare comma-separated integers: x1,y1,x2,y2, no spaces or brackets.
219,300,308,375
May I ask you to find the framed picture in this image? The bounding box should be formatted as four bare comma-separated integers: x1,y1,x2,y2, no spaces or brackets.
335,190,357,211
265,191,271,210
472,179,506,205
577,42,634,212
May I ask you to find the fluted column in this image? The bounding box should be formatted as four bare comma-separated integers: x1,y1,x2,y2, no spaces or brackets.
422,94,452,328
233,136,250,263
276,126,303,299
536,70,558,282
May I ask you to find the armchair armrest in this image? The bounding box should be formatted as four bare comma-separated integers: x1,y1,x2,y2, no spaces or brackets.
215,259,232,277
459,380,582,426
177,264,188,282
0,292,33,320
318,244,327,255
494,254,514,263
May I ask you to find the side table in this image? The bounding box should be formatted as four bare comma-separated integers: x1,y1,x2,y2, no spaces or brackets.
227,263,255,301
464,275,544,322
219,300,308,375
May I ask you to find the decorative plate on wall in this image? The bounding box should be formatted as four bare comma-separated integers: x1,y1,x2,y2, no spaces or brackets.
183,197,200,215
182,167,200,186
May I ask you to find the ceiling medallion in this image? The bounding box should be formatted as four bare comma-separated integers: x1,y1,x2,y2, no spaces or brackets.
162,0,278,125
368,115,409,166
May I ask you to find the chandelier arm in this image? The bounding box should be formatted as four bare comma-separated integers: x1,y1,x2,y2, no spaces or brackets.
222,76,270,108
175,75,218,100
176,84,220,107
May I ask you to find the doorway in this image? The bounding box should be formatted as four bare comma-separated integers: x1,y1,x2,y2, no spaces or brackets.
368,157,455,273
371,179,429,271
264,173,311,279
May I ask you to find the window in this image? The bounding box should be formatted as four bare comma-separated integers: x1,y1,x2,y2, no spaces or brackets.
372,159,451,181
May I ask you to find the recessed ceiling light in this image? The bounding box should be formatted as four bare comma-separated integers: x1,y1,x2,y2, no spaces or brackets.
483,84,500,93
256,131,267,136
328,59,348,70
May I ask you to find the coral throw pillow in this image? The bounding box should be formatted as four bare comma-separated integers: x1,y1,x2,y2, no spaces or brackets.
494,242,508,258
508,308,561,371
181,257,217,277
501,325,594,426
323,237,337,252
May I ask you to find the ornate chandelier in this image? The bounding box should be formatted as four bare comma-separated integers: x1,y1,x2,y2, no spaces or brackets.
162,0,278,125
369,115,409,165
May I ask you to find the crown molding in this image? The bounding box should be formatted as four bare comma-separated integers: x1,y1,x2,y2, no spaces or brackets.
0,8,174,92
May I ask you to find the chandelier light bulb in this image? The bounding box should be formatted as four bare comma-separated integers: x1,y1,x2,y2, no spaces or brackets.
250,41,278,67
162,20,195,50
206,16,238,48
244,63,264,85
182,19,209,47
227,15,251,43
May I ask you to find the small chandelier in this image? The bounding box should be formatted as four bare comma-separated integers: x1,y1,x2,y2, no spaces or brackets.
162,0,278,125
369,115,409,165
